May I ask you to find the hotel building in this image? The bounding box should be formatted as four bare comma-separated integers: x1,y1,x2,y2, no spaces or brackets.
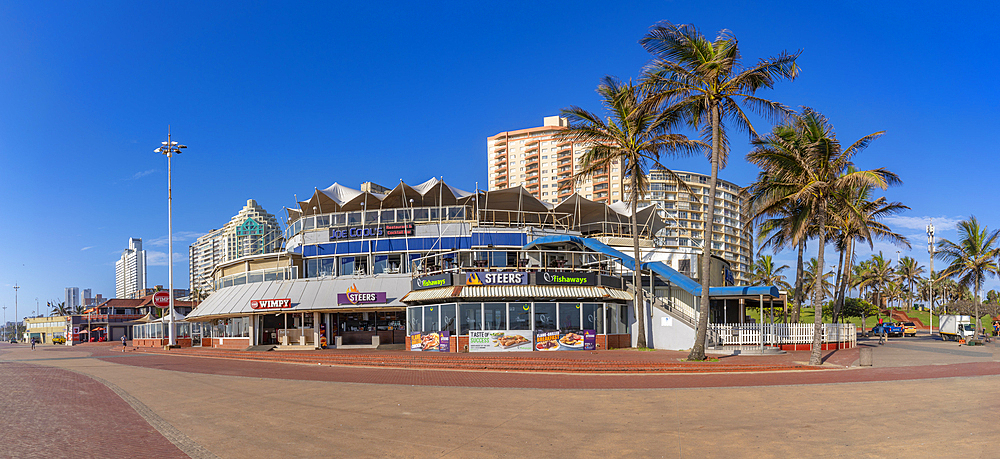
189,199,283,296
115,238,147,299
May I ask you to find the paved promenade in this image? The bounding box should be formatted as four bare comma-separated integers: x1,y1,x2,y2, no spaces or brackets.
2,334,998,458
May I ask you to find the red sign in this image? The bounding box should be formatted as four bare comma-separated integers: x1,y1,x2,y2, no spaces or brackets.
153,291,171,308
250,298,292,310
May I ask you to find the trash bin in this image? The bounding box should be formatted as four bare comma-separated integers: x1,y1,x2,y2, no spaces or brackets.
859,347,873,367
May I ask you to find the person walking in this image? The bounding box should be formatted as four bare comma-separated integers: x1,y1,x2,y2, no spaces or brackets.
30,337,36,350
121,334,127,353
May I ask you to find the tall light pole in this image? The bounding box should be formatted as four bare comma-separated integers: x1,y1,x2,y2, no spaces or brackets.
13,284,19,342
155,127,187,346
927,220,935,336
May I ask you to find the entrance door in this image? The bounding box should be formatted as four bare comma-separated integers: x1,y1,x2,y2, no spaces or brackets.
192,322,202,347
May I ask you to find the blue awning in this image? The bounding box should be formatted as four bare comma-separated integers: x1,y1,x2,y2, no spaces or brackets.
708,286,781,299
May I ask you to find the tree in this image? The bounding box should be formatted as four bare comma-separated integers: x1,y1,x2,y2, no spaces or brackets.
641,22,800,360
560,76,701,348
750,255,792,290
896,256,923,311
935,216,1000,338
755,204,811,322
49,301,69,316
803,257,834,305
841,297,879,332
746,108,899,365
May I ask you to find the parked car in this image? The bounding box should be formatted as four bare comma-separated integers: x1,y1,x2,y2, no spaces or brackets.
901,322,917,337
52,336,66,344
871,322,903,337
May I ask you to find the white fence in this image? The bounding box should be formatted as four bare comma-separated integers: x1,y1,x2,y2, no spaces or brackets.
708,323,857,348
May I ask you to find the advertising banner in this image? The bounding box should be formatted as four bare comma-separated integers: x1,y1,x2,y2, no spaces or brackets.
465,272,529,286
468,330,533,352
536,272,597,286
410,331,450,352
534,329,596,351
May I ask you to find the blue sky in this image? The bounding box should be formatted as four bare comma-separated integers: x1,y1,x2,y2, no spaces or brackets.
1,1,998,317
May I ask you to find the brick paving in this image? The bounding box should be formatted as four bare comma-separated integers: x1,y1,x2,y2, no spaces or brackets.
0,358,186,459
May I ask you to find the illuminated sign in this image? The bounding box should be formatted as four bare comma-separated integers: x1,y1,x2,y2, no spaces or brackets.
250,298,293,310
384,223,415,236
337,284,387,305
330,227,384,240
466,272,528,285
412,274,453,290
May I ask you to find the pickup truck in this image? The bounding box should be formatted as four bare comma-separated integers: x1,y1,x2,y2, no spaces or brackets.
871,322,903,337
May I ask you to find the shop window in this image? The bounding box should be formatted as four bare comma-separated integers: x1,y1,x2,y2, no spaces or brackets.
396,209,411,222
440,304,456,334
423,306,440,332
534,302,556,330
558,303,582,330
380,210,395,224
460,303,482,335
407,307,422,334
483,303,505,330
365,211,379,225
413,208,430,221
347,212,362,225
583,303,603,334
316,215,330,227
508,303,530,330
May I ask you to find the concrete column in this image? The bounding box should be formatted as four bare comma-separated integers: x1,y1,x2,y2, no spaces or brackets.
313,312,320,349
248,315,256,346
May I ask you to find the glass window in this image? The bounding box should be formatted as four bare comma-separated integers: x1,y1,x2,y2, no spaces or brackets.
407,307,422,334
509,303,531,330
365,211,379,225
347,212,362,225
339,256,355,276
396,209,411,222
440,304,456,334
558,303,582,331
319,258,336,277
423,306,440,332
430,207,441,220
247,271,263,283
483,303,505,330
459,303,482,335
316,215,330,227
233,274,247,286
380,210,395,224
606,304,621,334
331,213,345,225
534,302,556,330
584,303,603,334
413,208,429,221
303,217,315,230
373,255,389,274
448,206,465,220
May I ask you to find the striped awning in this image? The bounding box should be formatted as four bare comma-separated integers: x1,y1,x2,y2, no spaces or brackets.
401,285,631,304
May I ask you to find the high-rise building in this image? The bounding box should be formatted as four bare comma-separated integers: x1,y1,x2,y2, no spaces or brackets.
487,116,624,205
82,289,93,306
64,287,80,310
115,238,147,299
643,169,751,284
189,200,282,296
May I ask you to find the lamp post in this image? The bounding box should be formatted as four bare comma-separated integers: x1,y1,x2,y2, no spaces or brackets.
154,127,187,346
927,220,935,336
13,283,19,342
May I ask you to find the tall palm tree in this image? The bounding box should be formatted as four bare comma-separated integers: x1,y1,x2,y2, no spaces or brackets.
641,22,800,360
755,203,811,323
747,109,899,365
857,252,895,311
936,216,1000,339
896,256,924,311
803,257,834,305
560,76,701,348
49,301,69,316
750,255,792,290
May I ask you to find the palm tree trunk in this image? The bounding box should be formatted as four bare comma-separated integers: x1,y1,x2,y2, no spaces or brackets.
793,240,805,322
632,194,647,348
974,285,981,340
834,239,855,323
809,202,828,366
832,247,845,323
688,102,721,361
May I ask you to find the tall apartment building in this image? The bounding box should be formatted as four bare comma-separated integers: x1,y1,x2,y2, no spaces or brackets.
644,169,751,284
82,289,93,306
189,199,282,296
487,116,624,204
115,238,147,299
64,287,80,310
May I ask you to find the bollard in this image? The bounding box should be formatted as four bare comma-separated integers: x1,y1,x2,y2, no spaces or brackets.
859,347,873,366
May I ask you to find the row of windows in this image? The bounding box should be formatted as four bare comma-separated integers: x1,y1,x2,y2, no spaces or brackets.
407,302,629,336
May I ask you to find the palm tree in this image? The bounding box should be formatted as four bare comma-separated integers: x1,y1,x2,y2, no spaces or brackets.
751,255,792,290
641,22,800,361
746,109,899,365
857,252,895,312
755,203,811,323
935,216,1000,339
803,258,834,306
560,76,701,348
49,301,69,316
896,256,924,311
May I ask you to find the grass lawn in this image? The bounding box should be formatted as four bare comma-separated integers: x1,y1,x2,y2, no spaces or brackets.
745,306,997,334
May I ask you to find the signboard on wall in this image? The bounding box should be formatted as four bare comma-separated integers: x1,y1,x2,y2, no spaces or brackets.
330,226,384,240
337,284,387,305
468,330,533,352
535,272,596,286
410,331,450,352
412,274,453,290
534,329,596,351
250,298,293,310
465,272,528,286
384,223,415,236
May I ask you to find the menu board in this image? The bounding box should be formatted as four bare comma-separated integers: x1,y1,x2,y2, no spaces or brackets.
534,329,596,351
410,331,450,352
469,330,534,352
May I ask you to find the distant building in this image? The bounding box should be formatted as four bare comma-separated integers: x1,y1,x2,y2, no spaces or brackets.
116,238,147,299
189,200,283,296
82,289,93,306
487,116,625,205
64,287,80,310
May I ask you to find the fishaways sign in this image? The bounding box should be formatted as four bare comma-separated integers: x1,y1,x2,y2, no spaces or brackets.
412,273,453,290
536,272,596,286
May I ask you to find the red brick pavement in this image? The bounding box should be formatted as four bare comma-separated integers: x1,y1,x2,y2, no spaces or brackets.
68,342,1000,390
0,359,187,459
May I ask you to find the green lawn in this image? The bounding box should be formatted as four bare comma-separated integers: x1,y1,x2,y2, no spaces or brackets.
744,306,995,333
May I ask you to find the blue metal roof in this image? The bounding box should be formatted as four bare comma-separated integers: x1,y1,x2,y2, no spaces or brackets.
524,235,784,300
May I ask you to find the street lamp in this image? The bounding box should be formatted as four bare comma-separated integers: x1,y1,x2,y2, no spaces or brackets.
927,220,935,336
13,283,19,342
154,127,187,346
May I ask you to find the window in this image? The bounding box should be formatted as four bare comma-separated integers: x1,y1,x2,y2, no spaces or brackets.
558,303,582,330
460,303,482,335
423,306,440,332
484,303,506,330
508,303,530,330
534,302,556,330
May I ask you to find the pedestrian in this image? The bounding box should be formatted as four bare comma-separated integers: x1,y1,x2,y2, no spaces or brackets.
30,337,36,350
121,334,127,353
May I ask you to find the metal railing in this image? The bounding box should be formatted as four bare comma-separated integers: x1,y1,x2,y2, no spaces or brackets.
411,248,623,278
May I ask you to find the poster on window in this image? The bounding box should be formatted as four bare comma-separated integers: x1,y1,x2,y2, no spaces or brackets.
534,329,596,351
469,330,533,352
410,331,450,352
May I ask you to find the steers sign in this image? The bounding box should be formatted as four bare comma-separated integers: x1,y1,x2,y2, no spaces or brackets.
250,298,293,310
337,284,387,305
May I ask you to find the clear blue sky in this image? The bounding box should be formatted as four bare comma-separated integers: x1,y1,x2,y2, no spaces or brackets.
1,1,998,317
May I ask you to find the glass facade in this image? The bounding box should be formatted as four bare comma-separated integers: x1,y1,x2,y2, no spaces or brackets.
408,302,616,335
